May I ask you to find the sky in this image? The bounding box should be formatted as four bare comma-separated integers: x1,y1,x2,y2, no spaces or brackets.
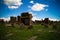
0,0,60,21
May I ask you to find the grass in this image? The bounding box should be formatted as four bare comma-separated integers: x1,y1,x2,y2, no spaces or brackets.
0,23,60,40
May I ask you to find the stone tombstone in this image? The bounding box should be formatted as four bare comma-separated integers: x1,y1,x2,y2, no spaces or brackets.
43,18,50,28
21,12,32,25
10,16,16,23
0,18,4,22
10,16,16,27
44,18,49,24
19,23,25,29
17,16,21,24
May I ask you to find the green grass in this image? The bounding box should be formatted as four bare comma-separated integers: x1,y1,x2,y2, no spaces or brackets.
0,24,60,40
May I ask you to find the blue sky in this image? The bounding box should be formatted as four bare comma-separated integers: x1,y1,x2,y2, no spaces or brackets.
0,0,60,21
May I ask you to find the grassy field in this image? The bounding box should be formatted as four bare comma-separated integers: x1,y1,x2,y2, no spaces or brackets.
0,24,60,40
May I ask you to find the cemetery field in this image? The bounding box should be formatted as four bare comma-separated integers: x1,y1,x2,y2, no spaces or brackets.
0,24,60,40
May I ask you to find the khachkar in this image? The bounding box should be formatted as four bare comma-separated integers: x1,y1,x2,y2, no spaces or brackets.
20,12,32,25
44,18,50,24
0,19,5,24
10,16,16,26
17,16,21,24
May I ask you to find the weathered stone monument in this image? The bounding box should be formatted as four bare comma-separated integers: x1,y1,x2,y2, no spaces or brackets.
44,18,49,24
21,12,32,25
17,16,21,24
10,16,16,27
19,23,25,30
10,16,16,23
0,19,5,24
43,18,50,28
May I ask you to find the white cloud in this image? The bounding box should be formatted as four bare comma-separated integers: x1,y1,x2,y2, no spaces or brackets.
0,17,10,21
29,3,48,11
32,16,41,21
8,6,18,9
29,12,33,14
49,18,59,21
4,0,23,9
30,0,34,4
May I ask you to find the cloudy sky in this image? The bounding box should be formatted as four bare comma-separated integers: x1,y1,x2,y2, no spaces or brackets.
0,0,60,21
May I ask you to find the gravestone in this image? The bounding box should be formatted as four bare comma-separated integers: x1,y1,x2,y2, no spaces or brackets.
21,12,32,25
10,16,16,27
19,23,25,29
0,19,5,24
17,16,21,25
44,18,49,24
